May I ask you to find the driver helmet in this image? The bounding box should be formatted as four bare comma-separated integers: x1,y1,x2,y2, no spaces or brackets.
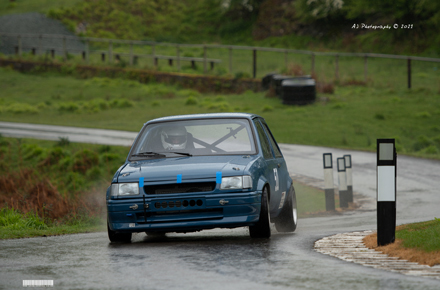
161,126,187,150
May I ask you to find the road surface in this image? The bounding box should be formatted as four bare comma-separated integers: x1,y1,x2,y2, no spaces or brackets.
1,122,439,289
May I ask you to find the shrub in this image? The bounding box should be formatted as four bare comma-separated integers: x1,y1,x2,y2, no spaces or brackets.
73,149,99,173
234,72,251,79
86,167,103,180
374,113,385,120
331,103,346,109
58,102,79,113
98,145,111,154
412,135,434,152
58,156,73,171
262,105,274,112
286,63,305,76
208,101,230,112
415,112,431,118
66,172,86,192
6,103,39,114
100,153,121,163
39,147,69,167
185,96,198,105
22,144,45,161
177,89,200,98
421,145,439,155
110,98,134,108
56,137,70,147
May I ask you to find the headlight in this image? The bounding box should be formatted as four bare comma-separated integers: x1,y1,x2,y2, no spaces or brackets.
220,176,252,190
110,183,139,196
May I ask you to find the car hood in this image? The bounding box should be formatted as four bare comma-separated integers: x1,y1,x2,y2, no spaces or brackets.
117,155,258,183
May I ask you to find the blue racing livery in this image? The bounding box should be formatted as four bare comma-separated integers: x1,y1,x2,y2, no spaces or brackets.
106,113,297,242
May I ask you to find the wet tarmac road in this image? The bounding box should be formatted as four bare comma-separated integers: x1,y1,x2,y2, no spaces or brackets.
1,123,440,289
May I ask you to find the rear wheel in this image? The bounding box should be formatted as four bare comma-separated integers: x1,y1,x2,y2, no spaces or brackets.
108,222,132,243
275,185,297,232
249,186,271,238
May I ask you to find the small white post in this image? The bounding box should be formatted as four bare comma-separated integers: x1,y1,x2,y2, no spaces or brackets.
337,157,348,208
344,154,353,203
323,153,335,211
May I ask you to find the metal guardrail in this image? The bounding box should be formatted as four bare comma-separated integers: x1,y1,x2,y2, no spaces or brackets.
1,32,440,88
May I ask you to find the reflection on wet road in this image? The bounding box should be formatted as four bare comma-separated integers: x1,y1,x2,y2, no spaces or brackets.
2,225,440,289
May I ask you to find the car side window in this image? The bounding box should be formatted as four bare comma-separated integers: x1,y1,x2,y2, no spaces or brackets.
254,120,273,159
261,122,283,158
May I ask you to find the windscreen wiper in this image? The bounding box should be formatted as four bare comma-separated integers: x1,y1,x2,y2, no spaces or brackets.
131,151,166,157
166,151,193,156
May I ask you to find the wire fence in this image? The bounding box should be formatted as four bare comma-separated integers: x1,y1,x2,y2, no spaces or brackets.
1,32,440,90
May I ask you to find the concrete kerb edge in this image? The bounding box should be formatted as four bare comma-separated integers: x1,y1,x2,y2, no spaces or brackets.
314,231,440,280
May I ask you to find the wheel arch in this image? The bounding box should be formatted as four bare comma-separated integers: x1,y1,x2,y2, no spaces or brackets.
257,176,271,202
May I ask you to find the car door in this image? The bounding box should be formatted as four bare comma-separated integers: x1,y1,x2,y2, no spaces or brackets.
260,119,288,211
253,118,281,214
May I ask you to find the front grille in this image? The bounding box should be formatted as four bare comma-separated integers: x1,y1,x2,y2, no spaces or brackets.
136,208,223,223
144,182,216,195
153,199,204,209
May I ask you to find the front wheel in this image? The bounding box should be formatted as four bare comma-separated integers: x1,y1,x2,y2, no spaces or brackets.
249,186,271,238
108,222,132,243
275,185,298,232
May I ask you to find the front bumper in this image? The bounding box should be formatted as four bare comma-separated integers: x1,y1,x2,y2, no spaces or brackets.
107,191,261,233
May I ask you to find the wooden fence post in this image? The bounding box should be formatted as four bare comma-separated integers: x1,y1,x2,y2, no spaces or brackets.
335,54,339,81
152,43,156,67
177,45,180,72
85,39,89,63
229,47,232,75
203,45,207,74
364,55,368,83
17,35,22,57
63,37,67,61
407,58,412,89
285,50,288,69
38,34,42,55
130,42,133,66
108,40,113,64
311,53,315,75
253,49,257,78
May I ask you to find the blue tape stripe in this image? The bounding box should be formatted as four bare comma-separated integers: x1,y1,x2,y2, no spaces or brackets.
216,171,222,184
139,177,144,187
177,174,182,184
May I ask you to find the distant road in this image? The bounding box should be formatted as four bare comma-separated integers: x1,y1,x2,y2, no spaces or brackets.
0,121,137,146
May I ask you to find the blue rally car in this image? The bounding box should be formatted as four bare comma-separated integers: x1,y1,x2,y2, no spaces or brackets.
106,113,297,242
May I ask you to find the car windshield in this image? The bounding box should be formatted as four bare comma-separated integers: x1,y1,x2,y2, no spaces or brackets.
129,118,256,159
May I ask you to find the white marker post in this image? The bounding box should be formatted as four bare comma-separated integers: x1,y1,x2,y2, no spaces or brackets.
323,153,335,211
377,139,396,246
344,155,353,203
337,157,348,208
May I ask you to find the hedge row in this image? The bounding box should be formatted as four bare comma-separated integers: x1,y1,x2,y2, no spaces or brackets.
0,58,263,94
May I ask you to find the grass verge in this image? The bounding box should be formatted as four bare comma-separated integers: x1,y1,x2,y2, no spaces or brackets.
363,219,440,266
0,136,129,239
0,207,105,240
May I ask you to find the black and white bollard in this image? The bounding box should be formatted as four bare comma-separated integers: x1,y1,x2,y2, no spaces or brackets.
337,157,348,208
323,153,335,211
377,139,397,246
344,154,353,203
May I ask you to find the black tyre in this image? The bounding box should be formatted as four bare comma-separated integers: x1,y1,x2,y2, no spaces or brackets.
275,185,298,232
108,222,132,243
249,186,271,238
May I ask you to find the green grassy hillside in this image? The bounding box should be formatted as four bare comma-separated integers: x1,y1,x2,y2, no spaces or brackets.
2,0,439,56
1,67,439,159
